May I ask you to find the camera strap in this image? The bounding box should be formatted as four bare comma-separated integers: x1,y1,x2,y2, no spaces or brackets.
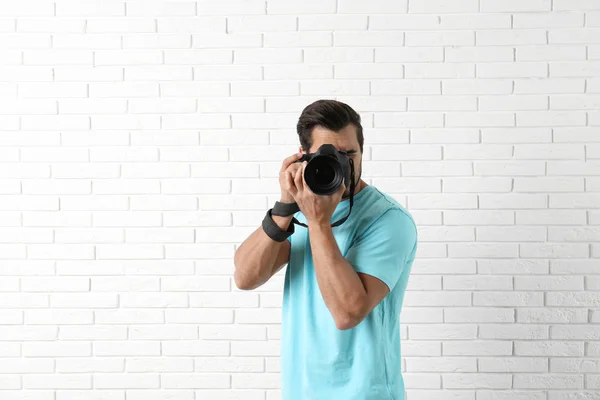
272,159,356,229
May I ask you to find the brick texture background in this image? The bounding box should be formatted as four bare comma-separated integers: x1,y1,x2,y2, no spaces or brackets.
0,1,599,399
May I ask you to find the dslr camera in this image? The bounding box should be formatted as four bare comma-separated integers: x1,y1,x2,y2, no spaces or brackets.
295,144,352,196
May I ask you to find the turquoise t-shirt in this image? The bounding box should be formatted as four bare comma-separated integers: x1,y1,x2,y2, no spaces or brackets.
281,184,418,400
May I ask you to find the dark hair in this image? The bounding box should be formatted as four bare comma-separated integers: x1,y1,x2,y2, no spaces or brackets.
296,99,364,154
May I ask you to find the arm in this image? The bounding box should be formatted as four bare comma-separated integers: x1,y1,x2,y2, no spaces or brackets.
308,222,367,330
310,209,418,330
234,152,305,290
233,213,292,290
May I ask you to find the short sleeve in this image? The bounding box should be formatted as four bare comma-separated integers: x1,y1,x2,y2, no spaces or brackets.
345,208,417,292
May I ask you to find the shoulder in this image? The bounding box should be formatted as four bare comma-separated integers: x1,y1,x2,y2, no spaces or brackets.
357,186,417,236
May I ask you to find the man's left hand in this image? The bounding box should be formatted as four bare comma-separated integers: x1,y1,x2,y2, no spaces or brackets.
289,161,345,226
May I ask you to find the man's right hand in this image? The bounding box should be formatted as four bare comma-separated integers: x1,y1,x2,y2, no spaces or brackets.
279,152,305,204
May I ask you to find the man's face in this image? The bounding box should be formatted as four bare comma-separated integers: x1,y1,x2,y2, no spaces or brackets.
300,124,362,200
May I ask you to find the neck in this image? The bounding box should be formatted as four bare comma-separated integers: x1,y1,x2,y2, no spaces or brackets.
342,179,367,201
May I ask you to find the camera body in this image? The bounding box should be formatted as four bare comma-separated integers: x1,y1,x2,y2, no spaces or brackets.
295,144,352,195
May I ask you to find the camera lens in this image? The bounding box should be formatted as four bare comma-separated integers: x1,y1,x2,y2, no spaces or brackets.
314,159,335,185
304,155,343,195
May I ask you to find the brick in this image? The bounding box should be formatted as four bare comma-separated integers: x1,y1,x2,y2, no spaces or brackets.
478,62,548,78
515,341,584,357
550,28,600,43
232,81,298,96
548,161,600,175
370,15,439,30
514,374,583,389
409,96,476,111
338,0,408,13
24,374,91,389
482,0,551,11
444,144,512,159
126,1,195,16
515,177,584,192
406,31,474,46
373,80,440,95
88,18,155,33
410,194,477,209
376,47,443,63
409,0,478,13
301,80,369,95
266,0,336,14
515,78,585,93
335,31,404,47
515,12,584,28
443,374,511,389
0,3,54,17
480,324,549,340
406,357,476,373
519,45,586,61
440,14,512,29
444,341,512,356
477,30,547,45
55,2,124,16
197,1,265,15
444,307,515,323
517,308,588,323
265,31,331,47
301,15,366,31
234,48,301,64
479,357,548,372
403,291,471,306
373,145,441,160
264,65,332,80
476,226,546,242
450,243,519,258
304,47,372,63
415,226,474,242
157,17,225,33
371,177,439,193
443,177,512,193
446,46,513,62
551,61,600,77
411,129,479,143
446,112,514,127
443,79,512,94
410,324,477,340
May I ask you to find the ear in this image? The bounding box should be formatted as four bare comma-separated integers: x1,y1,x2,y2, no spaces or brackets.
299,146,304,154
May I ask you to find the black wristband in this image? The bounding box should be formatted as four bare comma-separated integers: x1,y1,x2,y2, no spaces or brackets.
272,201,300,217
262,208,294,242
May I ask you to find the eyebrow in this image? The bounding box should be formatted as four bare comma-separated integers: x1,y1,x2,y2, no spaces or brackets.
345,149,357,154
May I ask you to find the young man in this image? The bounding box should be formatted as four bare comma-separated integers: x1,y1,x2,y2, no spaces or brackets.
234,99,418,399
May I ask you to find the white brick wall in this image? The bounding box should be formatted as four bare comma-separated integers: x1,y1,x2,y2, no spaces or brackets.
0,0,599,399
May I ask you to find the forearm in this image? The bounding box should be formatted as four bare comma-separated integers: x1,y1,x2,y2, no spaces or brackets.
234,214,292,287
308,222,366,326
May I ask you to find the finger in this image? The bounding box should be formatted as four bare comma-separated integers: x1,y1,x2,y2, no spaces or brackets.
286,170,297,196
301,162,310,191
285,162,302,175
294,162,304,192
280,152,304,173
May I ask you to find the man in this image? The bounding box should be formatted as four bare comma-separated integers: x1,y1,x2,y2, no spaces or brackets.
234,99,418,400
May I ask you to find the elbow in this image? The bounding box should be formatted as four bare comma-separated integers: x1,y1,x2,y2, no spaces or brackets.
234,273,248,291
335,302,365,331
335,313,360,331
233,259,250,291
335,317,354,331
233,249,252,290
234,269,255,291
